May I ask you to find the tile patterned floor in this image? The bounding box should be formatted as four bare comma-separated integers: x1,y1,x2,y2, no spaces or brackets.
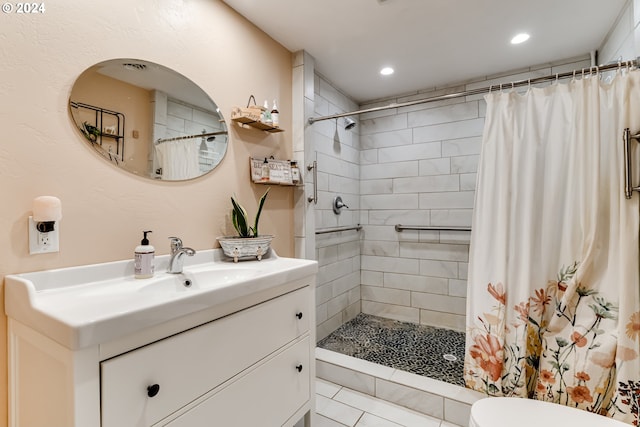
315,378,462,427
317,314,465,386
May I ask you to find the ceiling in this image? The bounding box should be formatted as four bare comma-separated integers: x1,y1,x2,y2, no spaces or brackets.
222,0,628,103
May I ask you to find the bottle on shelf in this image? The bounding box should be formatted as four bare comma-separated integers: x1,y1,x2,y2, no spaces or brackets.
262,100,272,125
271,100,279,128
261,157,270,182
290,160,300,184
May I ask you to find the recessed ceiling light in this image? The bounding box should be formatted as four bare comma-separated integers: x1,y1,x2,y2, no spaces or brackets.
511,33,530,45
380,67,394,76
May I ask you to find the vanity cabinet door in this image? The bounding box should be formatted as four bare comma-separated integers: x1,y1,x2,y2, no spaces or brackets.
162,337,310,427
101,286,310,427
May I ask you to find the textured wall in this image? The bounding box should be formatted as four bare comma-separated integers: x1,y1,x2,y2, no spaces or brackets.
0,1,293,424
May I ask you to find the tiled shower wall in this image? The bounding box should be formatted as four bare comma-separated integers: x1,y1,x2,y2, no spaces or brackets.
357,56,591,332
313,74,362,341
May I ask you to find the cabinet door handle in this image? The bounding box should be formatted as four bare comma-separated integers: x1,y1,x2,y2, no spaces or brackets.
147,384,160,397
295,312,303,320
296,364,303,373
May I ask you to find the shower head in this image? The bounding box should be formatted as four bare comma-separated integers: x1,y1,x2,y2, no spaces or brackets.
343,117,357,131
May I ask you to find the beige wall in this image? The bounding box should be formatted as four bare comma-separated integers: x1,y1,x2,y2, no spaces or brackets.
0,1,293,424
72,72,152,175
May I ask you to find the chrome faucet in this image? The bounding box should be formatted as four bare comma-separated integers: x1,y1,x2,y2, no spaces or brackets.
167,237,196,274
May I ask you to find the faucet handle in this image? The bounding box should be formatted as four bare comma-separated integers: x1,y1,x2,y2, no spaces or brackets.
168,237,183,251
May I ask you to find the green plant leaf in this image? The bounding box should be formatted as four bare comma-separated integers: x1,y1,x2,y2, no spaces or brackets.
231,195,250,237
252,188,270,237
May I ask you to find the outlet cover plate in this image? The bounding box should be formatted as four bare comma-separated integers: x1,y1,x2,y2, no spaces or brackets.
28,216,59,254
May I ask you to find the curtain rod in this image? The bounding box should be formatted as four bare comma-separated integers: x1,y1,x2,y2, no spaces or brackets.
307,58,640,125
156,131,228,144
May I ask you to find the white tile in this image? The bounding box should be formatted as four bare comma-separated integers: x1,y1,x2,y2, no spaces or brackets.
419,158,451,176
459,173,477,191
361,255,420,274
361,286,411,306
419,310,466,332
413,118,484,144
442,137,482,157
362,300,420,324
360,114,408,135
407,102,479,128
383,272,448,294
316,414,349,427
361,270,384,286
316,394,363,427
354,413,403,427
419,192,475,209
361,194,419,210
331,271,361,297
388,370,484,406
439,231,471,245
375,379,444,419
393,175,459,193
399,242,469,262
316,348,396,381
360,149,379,165
316,360,376,396
333,388,441,427
361,129,413,149
411,293,466,315
317,313,344,341
418,260,459,279
444,399,472,427
448,279,467,297
361,179,393,195
450,155,479,174
378,142,441,163
361,162,419,180
368,210,429,226
361,241,399,257
430,210,473,227
327,293,350,318
316,378,343,399
458,263,468,280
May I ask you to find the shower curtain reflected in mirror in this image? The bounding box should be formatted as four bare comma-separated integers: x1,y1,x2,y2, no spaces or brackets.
464,71,640,425
154,140,200,180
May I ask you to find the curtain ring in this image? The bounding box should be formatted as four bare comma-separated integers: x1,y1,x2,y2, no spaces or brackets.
573,69,577,81
499,83,503,91
555,73,559,84
488,84,492,94
511,82,515,91
582,68,585,79
527,78,531,90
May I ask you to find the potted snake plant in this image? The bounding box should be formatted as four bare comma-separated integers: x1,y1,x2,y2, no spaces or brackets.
218,188,273,262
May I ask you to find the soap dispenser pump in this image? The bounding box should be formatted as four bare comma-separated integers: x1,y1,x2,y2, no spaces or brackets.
135,230,155,279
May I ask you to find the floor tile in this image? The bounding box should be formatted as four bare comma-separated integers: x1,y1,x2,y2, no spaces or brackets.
355,413,404,427
333,387,441,427
317,377,343,398
316,394,364,426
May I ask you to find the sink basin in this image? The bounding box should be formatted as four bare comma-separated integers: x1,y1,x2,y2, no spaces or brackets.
138,268,261,294
4,249,317,350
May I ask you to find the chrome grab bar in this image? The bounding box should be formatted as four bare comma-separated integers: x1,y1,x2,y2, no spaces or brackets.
394,224,471,232
307,161,317,204
623,128,640,199
315,224,362,235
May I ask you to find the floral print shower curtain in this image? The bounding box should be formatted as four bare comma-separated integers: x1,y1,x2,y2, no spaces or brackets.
464,71,640,425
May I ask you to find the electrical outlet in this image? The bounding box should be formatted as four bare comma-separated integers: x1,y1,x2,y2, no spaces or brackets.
29,217,59,254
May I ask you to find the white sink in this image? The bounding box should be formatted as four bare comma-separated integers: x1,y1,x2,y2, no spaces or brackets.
5,250,317,350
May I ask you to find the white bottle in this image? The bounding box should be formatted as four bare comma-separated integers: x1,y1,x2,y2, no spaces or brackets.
271,100,279,128
134,230,155,279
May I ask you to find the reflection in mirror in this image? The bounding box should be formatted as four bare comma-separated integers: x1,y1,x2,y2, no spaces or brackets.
69,59,228,181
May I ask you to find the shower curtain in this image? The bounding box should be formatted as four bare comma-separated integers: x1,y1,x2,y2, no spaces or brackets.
154,140,200,180
464,71,640,424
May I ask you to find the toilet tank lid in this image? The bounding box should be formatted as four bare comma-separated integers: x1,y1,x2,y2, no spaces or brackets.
470,397,629,427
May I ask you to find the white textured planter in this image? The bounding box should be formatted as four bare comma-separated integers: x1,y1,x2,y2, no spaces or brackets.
217,235,274,262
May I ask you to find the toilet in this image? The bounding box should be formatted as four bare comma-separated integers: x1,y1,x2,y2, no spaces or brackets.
470,397,630,427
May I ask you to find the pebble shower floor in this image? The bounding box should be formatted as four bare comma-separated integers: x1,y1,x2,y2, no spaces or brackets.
317,313,465,386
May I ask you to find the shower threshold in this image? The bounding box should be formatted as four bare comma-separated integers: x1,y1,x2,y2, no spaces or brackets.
316,314,484,425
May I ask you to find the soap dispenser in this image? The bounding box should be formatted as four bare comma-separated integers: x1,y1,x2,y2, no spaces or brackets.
135,230,155,279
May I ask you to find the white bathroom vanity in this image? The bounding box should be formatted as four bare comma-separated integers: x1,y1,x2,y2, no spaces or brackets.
5,250,317,427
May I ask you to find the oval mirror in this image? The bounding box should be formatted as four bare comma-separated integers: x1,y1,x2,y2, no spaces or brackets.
69,58,228,181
